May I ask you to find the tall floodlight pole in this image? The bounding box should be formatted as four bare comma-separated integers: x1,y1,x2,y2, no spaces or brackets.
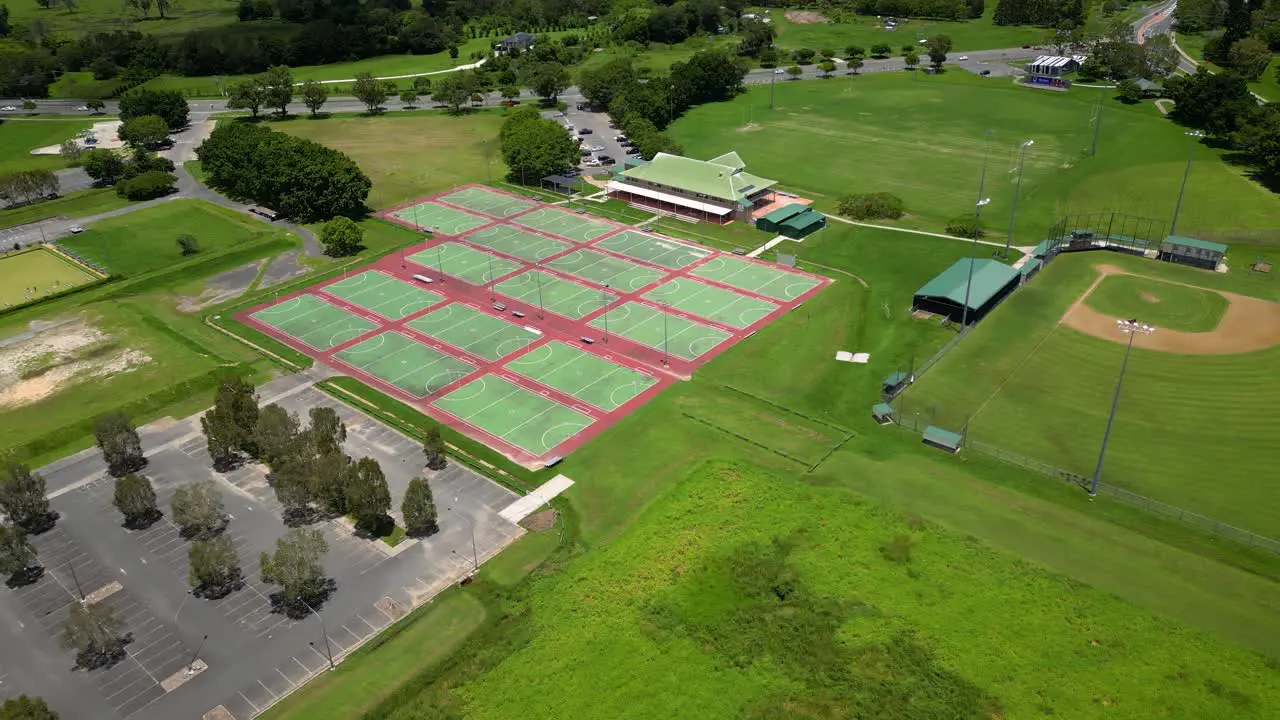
1090,84,1105,157
1169,131,1205,235
447,503,479,574
301,599,336,670
430,228,444,281
1090,319,1155,496
601,284,610,343
186,634,209,674
487,254,495,301
535,271,545,319
1005,139,1034,259
769,70,776,111
662,302,670,365
959,131,994,329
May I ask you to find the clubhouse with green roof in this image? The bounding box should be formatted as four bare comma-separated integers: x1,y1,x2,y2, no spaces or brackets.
912,258,1021,325
606,151,778,223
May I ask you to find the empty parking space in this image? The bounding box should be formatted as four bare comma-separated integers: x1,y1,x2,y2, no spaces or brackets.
389,201,489,234
250,294,378,350
406,303,540,361
691,255,823,301
433,374,594,456
438,187,537,218
335,331,475,398
504,341,657,411
513,207,615,242
644,278,779,329
494,270,614,319
407,242,522,285
459,224,571,262
322,270,444,319
588,301,732,360
544,249,666,292
592,230,711,269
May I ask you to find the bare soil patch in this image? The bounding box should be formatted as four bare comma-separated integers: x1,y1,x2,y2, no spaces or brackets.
520,509,558,532
1062,264,1280,354
0,320,152,408
1138,291,1161,304
785,11,829,23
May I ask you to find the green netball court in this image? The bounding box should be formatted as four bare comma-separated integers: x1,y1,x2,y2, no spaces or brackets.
390,202,489,234
407,242,521,285
593,231,711,269
545,249,665,291
588,302,731,360
461,224,572,262
335,331,475,397
250,294,378,349
644,278,778,329
691,255,824,301
439,187,536,218
433,374,594,455
323,270,443,318
514,207,614,241
494,270,614,319
407,303,540,361
505,341,658,411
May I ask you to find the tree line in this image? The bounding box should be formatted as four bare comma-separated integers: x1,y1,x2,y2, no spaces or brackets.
1168,68,1280,182
0,170,59,210
579,47,748,136
1177,0,1278,83
196,121,371,221
992,0,1085,27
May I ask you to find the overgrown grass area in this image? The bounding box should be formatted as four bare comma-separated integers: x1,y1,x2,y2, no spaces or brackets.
271,112,507,209
60,199,296,277
906,252,1280,537
0,119,95,174
0,188,131,230
770,8,1050,52
6,0,239,36
579,35,741,74
668,72,1280,245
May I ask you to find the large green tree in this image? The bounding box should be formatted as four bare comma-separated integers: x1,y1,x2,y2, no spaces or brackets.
345,457,391,533
422,425,447,470
199,374,260,469
0,464,53,534
93,412,146,478
523,61,571,101
82,149,125,185
0,695,58,719
577,57,638,110
117,115,170,151
0,524,40,586
500,111,578,183
61,601,127,670
300,80,328,117
112,474,160,529
227,79,267,119
260,528,330,616
171,481,227,540
432,71,477,115
189,534,243,599
318,217,364,257
351,72,388,113
262,65,294,116
255,403,300,471
401,477,438,537
118,89,188,129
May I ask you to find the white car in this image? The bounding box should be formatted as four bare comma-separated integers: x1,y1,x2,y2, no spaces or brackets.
75,105,89,111
774,68,786,74
69,225,85,234
0,106,15,111
585,145,605,152
958,55,970,61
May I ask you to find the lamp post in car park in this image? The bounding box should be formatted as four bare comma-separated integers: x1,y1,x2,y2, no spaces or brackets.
1089,319,1155,497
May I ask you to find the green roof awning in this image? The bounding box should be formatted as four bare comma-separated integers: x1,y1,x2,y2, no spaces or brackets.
883,371,908,386
1031,240,1051,257
1020,259,1042,275
913,259,1020,311
760,204,806,224
781,210,824,231
1163,235,1227,254
923,425,963,451
872,403,895,417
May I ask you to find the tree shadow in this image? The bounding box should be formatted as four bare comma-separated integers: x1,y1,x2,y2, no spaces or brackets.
212,454,246,473
23,511,60,536
405,520,439,539
192,568,245,600
73,632,134,672
282,505,335,528
121,508,163,531
268,578,338,619
304,112,333,120
352,514,395,540
177,515,229,541
5,565,45,589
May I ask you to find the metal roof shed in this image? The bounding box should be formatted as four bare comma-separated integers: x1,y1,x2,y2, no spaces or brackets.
912,259,1021,325
779,209,825,239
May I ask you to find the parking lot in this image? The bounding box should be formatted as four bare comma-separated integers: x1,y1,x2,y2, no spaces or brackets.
0,372,528,719
547,106,632,171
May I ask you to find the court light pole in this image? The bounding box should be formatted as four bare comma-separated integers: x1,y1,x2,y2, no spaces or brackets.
1169,131,1205,235
535,271,545,319
1005,139,1034,259
431,228,444,282
662,302,669,366
1090,319,1155,497
487,254,495,301
301,599,336,670
601,284,610,343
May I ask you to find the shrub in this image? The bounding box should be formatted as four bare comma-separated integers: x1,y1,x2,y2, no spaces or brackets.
879,534,913,565
836,192,905,220
945,215,985,239
116,171,176,200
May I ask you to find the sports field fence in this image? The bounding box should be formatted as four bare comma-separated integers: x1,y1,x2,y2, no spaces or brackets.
890,407,1280,556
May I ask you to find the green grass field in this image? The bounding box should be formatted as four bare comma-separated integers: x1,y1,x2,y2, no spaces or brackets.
1085,274,1229,332
906,252,1280,536
0,119,95,174
59,199,295,276
274,112,507,208
6,0,238,37
668,72,1280,245
771,8,1050,52
0,189,131,231
579,35,741,74
0,247,98,306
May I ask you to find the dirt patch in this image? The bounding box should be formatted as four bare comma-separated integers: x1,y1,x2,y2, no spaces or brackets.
737,122,762,133
177,259,265,312
519,509,558,532
1061,264,1280,354
0,320,152,408
785,10,829,23
1138,291,1161,304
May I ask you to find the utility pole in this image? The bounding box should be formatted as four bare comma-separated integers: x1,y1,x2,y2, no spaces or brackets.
1005,139,1034,259
487,254,495,301
662,302,669,365
601,284,610,342
960,131,993,329
1090,84,1105,157
1090,319,1154,496
186,634,209,674
302,600,336,670
535,272,545,319
1170,131,1204,235
447,504,479,574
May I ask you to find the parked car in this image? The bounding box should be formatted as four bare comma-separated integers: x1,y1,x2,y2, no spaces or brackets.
578,128,593,135
585,145,605,152
69,225,85,234
583,158,602,167
958,55,969,61
979,70,991,76
597,155,615,165
614,134,627,142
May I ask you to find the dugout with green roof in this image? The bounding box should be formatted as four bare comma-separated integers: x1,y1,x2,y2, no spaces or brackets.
912,258,1021,325
1159,235,1228,271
